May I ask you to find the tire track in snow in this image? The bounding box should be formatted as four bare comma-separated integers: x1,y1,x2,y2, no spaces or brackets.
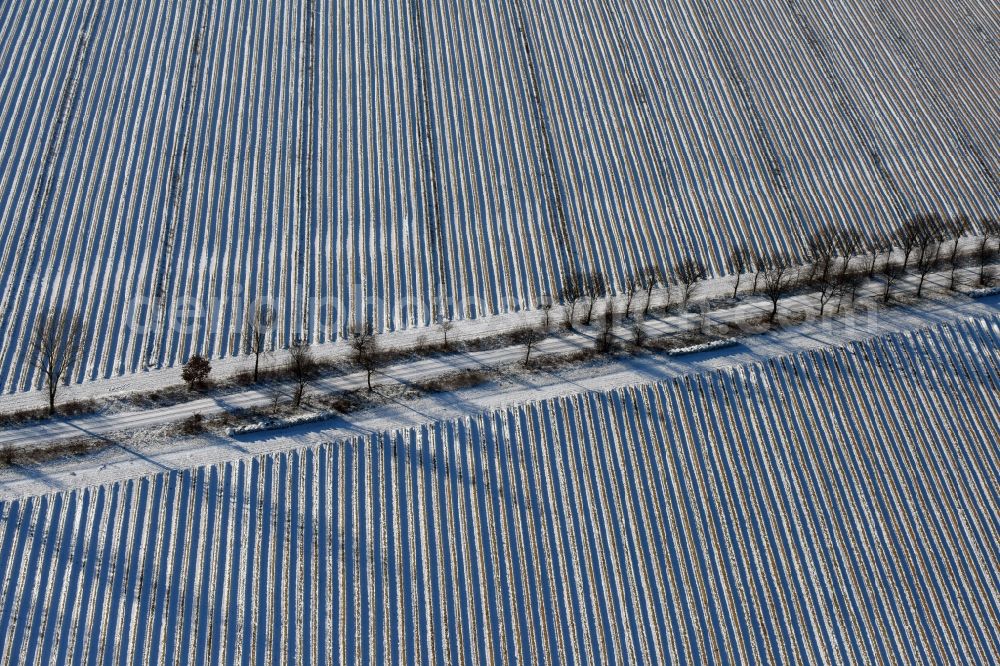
27,0,106,247
509,0,576,275
143,0,213,369
868,1,1000,207
692,2,808,238
295,0,317,334
0,0,997,397
783,0,911,224
408,0,447,320
0,0,106,387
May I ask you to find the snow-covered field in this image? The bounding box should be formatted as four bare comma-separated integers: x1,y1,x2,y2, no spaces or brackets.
0,313,996,663
0,0,997,394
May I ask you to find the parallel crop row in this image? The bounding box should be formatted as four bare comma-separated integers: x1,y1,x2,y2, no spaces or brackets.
0,0,996,392
1,314,997,664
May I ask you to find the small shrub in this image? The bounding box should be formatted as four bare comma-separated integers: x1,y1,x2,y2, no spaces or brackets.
60,399,99,417
181,413,205,435
596,308,616,353
980,265,996,288
631,322,647,350
0,407,49,428
416,370,490,394
528,349,598,371
329,396,360,413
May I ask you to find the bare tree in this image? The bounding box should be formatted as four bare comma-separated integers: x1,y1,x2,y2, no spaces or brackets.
805,226,837,285
865,233,893,279
639,265,662,317
915,247,940,297
596,305,616,353
630,321,647,350
181,353,212,391
30,308,84,416
268,387,283,415
241,302,274,383
916,213,943,251
538,295,554,331
881,260,904,304
287,339,316,408
835,227,863,276
349,323,380,392
914,226,942,298
581,271,606,326
559,270,585,328
814,269,839,318
835,270,865,313
897,213,945,269
976,217,998,286
673,257,706,307
437,316,456,349
728,243,751,299
623,275,640,319
946,215,970,290
661,279,675,316
761,254,794,323
751,252,769,294
513,327,544,365
894,217,921,269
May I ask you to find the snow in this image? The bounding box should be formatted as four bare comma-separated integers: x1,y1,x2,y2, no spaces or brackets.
967,286,1000,299
0,0,997,398
1,257,992,413
0,309,996,663
225,410,339,437
665,337,741,356
0,282,996,500
1,0,997,659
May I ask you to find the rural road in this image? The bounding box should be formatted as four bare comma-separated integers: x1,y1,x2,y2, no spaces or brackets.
1,267,995,452
0,280,995,499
